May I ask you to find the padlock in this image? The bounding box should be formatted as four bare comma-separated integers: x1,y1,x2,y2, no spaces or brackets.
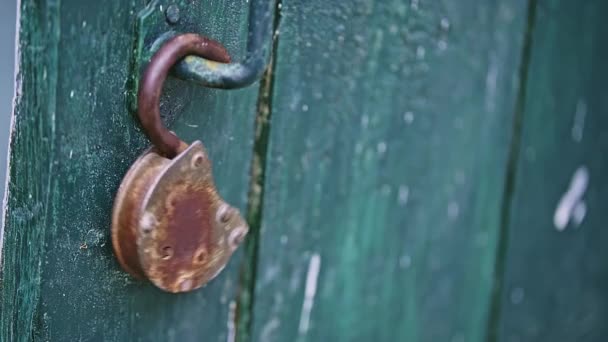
111,34,248,293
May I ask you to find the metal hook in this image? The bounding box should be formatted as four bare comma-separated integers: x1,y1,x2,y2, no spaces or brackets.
138,33,231,158
171,0,276,89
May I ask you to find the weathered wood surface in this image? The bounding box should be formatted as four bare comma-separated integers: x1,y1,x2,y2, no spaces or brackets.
251,0,529,341
494,1,608,341
3,0,608,341
0,0,259,341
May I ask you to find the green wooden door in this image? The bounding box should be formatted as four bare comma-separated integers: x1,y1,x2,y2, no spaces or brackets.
1,0,607,341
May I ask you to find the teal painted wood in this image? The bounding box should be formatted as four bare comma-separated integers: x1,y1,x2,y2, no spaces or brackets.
252,0,529,341
0,0,259,341
495,1,608,341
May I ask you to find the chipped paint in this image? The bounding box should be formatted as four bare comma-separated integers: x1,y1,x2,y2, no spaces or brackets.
298,253,321,335
226,301,237,342
554,166,589,231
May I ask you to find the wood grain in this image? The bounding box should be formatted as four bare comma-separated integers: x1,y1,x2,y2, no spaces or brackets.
0,0,259,340
251,0,529,341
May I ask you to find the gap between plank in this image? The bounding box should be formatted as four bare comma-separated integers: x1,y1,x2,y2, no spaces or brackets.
485,0,538,340
235,1,283,341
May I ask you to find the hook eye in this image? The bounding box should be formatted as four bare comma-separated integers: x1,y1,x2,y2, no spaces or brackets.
137,33,231,158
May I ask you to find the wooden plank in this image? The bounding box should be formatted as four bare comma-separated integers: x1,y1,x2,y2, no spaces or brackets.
0,0,259,340
495,1,608,341
252,0,529,341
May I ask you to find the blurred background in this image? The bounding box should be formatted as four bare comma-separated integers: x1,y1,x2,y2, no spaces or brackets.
0,0,16,224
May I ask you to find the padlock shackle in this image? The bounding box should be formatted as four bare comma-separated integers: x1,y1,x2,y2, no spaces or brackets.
138,33,231,158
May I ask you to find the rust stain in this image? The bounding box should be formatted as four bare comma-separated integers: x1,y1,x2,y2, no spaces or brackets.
112,142,248,293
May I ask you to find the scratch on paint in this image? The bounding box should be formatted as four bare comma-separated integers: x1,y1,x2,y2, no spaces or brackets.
298,253,321,335
260,317,280,342
485,54,499,113
226,300,236,342
571,99,587,142
554,166,589,231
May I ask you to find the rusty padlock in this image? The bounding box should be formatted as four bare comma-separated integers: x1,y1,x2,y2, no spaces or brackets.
112,34,248,293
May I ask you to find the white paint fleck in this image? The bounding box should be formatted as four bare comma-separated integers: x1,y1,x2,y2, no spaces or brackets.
70,90,75,98
260,263,280,287
554,166,589,231
361,114,369,128
186,123,199,128
398,185,409,206
226,301,236,342
82,21,87,28
438,40,448,51
69,149,73,159
302,104,309,112
411,0,419,11
510,287,525,304
485,57,499,112
298,253,321,335
403,111,414,124
280,235,288,245
354,142,363,154
399,254,411,269
572,201,587,227
260,317,280,342
571,99,587,142
448,201,460,220
440,18,450,30
416,46,426,60
377,141,387,155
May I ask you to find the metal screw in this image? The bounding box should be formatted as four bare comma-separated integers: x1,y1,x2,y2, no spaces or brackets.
165,5,180,25
228,226,247,250
216,204,233,223
192,153,205,168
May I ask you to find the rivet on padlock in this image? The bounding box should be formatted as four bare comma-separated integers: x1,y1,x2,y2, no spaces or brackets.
111,34,248,293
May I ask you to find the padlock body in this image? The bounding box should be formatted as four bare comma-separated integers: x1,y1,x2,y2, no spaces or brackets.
112,141,248,293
